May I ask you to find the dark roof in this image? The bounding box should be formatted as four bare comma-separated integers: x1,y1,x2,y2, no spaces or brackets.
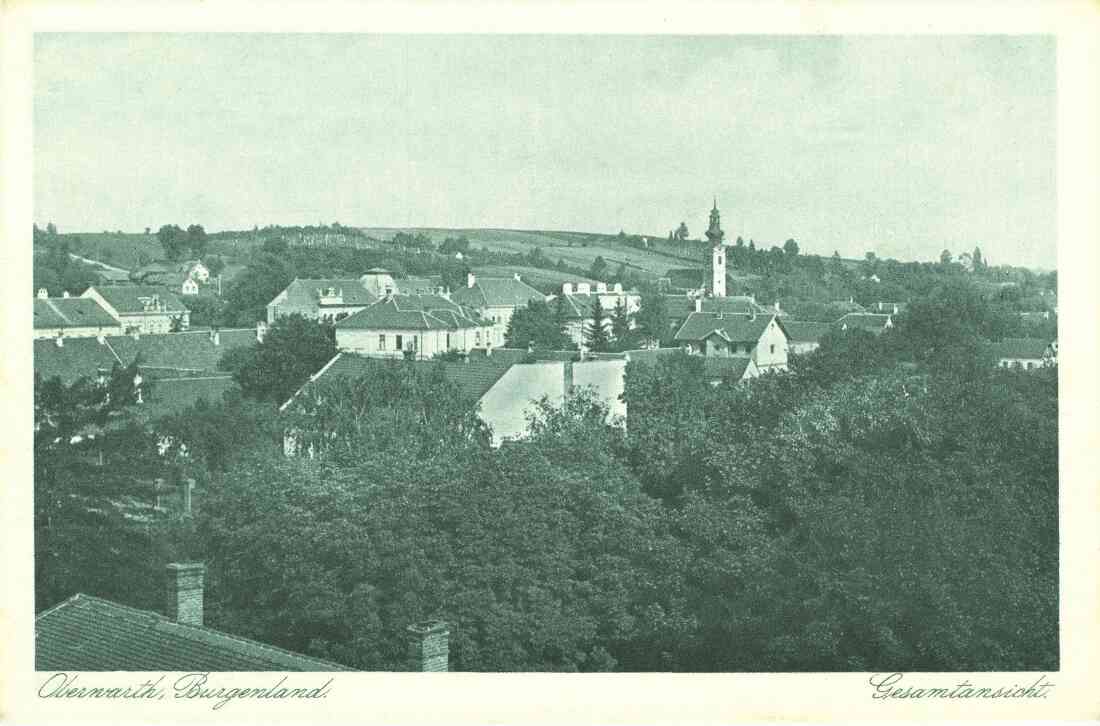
697,296,771,316
783,320,833,344
281,278,378,308
836,313,892,332
673,312,777,343
142,376,239,418
399,276,438,295
703,356,752,381
34,298,119,330
34,330,255,385
337,295,485,331
90,285,187,314
96,269,132,283
451,277,546,308
990,338,1053,360
34,337,125,385
104,329,256,376
36,594,351,671
300,348,528,404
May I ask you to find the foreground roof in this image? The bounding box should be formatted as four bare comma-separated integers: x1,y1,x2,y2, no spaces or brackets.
451,277,546,308
673,312,778,344
34,298,119,330
90,285,188,314
142,376,239,418
34,337,125,385
303,348,528,403
36,594,351,671
336,295,486,331
990,338,1053,360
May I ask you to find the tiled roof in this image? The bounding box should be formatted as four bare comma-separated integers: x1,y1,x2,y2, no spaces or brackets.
36,594,351,671
782,320,833,344
337,295,485,331
451,277,546,309
106,329,256,376
34,337,125,385
141,376,239,418
283,279,378,308
697,296,772,316
34,330,255,385
34,298,119,330
91,286,188,314
303,348,528,403
836,313,892,332
990,338,1052,360
398,277,438,295
703,356,753,381
673,312,775,343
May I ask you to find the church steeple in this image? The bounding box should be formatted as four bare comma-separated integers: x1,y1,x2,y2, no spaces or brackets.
706,198,724,247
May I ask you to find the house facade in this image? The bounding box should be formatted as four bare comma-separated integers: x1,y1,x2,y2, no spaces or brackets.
82,285,190,334
334,293,494,358
992,338,1057,370
450,272,547,347
673,312,790,372
266,278,379,323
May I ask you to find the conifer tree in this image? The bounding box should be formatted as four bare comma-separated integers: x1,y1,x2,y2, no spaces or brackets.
584,295,611,352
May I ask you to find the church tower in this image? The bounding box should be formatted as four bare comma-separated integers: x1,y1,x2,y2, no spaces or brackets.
706,198,727,297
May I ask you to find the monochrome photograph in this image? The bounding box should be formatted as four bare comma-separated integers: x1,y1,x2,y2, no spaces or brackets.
30,32,1061,676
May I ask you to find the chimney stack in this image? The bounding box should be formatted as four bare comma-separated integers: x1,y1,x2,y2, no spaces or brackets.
164,562,205,627
466,272,476,289
407,620,449,672
62,290,71,298
694,298,702,313
209,329,220,346
55,332,64,348
513,272,522,282
562,282,573,296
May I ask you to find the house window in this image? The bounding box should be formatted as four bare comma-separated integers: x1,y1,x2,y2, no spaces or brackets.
378,334,386,350
410,335,418,350
447,333,452,349
475,330,482,344
770,344,776,354
395,334,404,351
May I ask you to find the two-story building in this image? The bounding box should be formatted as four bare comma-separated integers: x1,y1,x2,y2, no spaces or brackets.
557,282,642,349
266,278,380,323
672,310,790,372
450,272,547,347
333,293,494,358
81,285,189,334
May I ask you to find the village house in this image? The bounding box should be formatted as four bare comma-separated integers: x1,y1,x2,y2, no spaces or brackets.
33,290,122,340
782,320,833,355
673,306,790,372
36,563,353,671
871,301,908,315
835,312,894,334
266,278,379,323
180,259,210,282
556,281,642,349
450,272,548,347
991,338,1057,370
333,293,494,358
81,285,190,334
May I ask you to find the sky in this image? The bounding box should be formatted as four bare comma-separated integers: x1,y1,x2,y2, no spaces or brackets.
34,34,1055,268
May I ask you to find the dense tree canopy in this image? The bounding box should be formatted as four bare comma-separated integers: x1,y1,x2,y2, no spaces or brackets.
219,314,336,404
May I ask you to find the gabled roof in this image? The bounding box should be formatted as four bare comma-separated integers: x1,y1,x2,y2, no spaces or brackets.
702,356,753,381
990,338,1053,360
399,276,438,295
451,277,546,309
697,296,772,316
34,337,126,385
295,348,528,405
336,295,486,331
104,329,255,376
90,285,187,314
836,313,892,332
782,320,833,344
36,594,351,671
281,278,378,308
34,298,119,330
673,312,779,344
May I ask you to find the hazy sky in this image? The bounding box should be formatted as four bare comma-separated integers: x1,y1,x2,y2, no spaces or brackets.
35,34,1055,267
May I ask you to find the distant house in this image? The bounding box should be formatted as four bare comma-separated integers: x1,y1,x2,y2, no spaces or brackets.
181,277,200,296
991,338,1056,370
333,293,494,358
871,301,907,315
82,285,190,334
556,282,642,349
36,563,352,671
673,311,789,372
450,272,547,347
180,259,210,282
266,278,379,324
33,292,122,340
783,320,833,355
835,312,894,334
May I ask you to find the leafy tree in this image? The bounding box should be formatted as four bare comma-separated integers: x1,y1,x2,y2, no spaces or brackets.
583,295,611,352
220,250,293,326
633,293,669,346
157,224,189,260
675,222,689,241
505,299,572,351
187,224,208,257
438,236,471,256
204,254,226,277
46,222,58,236
972,246,984,269
219,314,336,403
783,238,800,256
588,255,609,281
939,249,953,266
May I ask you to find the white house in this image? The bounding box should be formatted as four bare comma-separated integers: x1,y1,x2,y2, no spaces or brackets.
450,272,548,347
333,293,494,359
556,281,642,349
672,310,790,372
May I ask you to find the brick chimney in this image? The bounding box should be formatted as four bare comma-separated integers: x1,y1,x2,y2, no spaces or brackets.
406,620,449,672
164,562,205,626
